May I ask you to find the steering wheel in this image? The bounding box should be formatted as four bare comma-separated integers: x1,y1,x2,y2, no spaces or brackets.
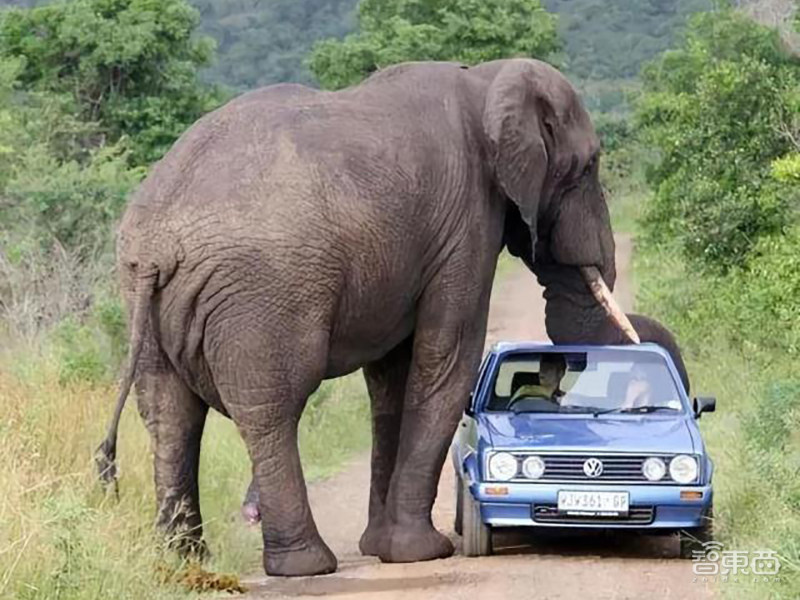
507,395,559,412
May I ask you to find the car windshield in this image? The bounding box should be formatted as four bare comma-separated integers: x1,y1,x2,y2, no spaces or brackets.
486,349,683,414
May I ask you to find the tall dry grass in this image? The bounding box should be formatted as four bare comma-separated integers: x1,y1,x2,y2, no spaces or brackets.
0,355,370,599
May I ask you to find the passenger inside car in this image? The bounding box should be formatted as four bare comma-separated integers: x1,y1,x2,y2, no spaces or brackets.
621,363,654,409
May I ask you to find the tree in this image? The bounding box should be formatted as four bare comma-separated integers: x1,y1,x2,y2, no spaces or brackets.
636,8,800,271
0,55,145,255
0,0,222,165
309,0,560,90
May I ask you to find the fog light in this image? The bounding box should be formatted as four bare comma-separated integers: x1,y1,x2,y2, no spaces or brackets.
522,455,545,480
642,457,666,481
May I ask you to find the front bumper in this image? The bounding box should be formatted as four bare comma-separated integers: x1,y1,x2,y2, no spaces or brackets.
471,481,712,530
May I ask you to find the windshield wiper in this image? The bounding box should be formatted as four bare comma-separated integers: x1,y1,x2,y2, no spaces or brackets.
620,405,679,413
592,405,678,417
511,404,591,414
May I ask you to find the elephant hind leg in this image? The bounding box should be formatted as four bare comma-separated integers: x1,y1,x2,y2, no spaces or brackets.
136,361,208,556
207,324,336,577
358,337,412,556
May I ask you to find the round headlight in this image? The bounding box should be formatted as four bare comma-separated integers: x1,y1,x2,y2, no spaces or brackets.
522,455,545,480
488,452,518,481
642,457,666,481
669,455,699,484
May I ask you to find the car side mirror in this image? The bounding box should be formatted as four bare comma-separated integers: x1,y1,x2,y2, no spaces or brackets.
693,396,716,418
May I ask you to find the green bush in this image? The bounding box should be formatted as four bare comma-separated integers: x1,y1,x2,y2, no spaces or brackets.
0,0,223,165
733,226,800,355
636,9,800,271
3,143,145,253
93,292,128,369
52,317,108,385
309,0,560,90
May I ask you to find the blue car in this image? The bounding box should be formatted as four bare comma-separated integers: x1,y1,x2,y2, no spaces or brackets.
451,342,716,558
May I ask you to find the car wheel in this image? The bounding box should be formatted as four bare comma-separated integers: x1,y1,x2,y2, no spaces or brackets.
678,503,714,559
461,479,492,557
454,472,463,536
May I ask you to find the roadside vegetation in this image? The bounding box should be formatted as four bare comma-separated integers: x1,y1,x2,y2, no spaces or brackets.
2,0,798,597
0,1,373,596
607,7,800,598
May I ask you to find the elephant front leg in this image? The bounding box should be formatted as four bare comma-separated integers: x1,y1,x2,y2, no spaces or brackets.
359,337,412,556
378,317,485,563
137,367,209,556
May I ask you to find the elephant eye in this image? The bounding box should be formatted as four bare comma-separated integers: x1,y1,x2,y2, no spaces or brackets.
583,156,597,177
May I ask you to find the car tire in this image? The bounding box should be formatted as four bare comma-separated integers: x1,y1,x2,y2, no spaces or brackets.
454,472,463,536
678,502,714,559
461,479,492,557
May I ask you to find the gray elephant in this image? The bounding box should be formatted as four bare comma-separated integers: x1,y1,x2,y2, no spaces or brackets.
95,58,688,577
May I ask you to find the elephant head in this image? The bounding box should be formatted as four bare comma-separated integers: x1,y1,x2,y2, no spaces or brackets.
474,59,688,385
474,60,686,364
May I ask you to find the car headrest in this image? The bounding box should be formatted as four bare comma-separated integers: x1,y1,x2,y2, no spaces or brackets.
511,371,540,395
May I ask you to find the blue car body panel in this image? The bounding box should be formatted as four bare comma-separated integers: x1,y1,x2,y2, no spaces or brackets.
452,342,714,531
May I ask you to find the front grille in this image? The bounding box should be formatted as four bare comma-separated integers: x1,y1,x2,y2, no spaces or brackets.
542,454,655,483
532,504,655,525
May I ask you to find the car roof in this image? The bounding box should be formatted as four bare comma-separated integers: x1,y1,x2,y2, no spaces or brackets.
489,341,675,363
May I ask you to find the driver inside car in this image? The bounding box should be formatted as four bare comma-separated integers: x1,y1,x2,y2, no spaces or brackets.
510,354,567,404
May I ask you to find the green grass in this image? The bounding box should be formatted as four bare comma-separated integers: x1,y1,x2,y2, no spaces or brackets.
604,148,800,597
633,216,800,600
0,345,370,598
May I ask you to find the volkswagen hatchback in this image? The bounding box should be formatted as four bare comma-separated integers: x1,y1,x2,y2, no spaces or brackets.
451,342,716,558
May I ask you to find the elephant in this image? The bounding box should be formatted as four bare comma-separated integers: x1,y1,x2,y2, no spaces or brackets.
94,58,689,577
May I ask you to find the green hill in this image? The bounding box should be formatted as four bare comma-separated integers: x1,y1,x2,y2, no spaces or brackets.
1,0,713,104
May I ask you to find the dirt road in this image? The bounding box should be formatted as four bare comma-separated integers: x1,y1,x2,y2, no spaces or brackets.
244,236,713,600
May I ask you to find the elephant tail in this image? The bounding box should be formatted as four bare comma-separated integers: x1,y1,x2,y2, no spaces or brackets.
94,268,159,490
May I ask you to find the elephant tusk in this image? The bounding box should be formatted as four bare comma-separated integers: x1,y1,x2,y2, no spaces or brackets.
579,266,641,344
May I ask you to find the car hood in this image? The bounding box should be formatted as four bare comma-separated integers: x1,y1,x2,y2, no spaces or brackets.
482,413,695,454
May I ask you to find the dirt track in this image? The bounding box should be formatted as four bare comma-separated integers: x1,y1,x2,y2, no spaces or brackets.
244,236,714,599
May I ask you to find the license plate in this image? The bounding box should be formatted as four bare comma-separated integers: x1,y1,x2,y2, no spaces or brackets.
557,491,629,516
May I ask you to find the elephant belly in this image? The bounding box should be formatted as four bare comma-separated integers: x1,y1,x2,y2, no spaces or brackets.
324,300,417,378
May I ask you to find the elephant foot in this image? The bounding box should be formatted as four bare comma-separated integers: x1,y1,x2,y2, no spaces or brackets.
168,535,210,561
377,522,454,563
264,538,337,577
358,521,385,556
241,501,261,525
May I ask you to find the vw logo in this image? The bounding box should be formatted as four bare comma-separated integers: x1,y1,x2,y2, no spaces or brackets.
583,458,604,478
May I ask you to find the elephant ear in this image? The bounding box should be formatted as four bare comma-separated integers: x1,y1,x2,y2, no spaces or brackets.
482,59,558,254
